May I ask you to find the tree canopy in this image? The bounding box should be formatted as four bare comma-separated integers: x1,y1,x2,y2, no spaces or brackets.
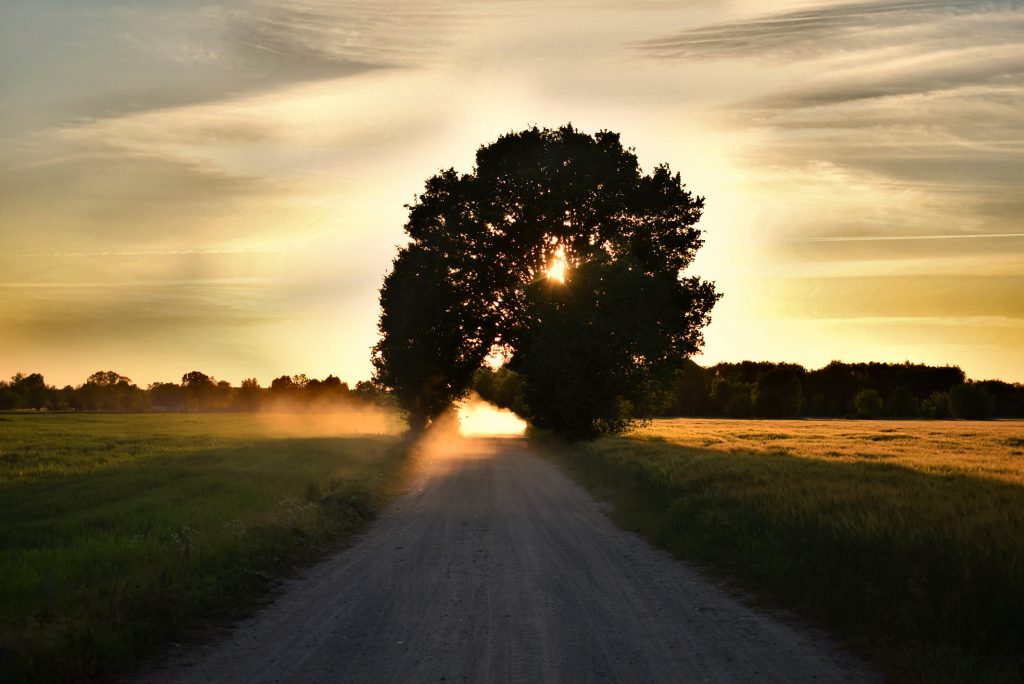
372,124,720,437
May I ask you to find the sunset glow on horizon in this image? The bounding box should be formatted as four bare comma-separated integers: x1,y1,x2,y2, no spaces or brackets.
2,1,1022,386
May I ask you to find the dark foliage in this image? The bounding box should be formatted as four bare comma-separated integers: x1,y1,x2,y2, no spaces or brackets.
473,366,527,417
515,253,690,438
853,388,884,419
372,124,719,436
372,246,493,431
659,360,1023,419
0,371,379,414
949,383,996,420
886,386,919,418
753,366,804,418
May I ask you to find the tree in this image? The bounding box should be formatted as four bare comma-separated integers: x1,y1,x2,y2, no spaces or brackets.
373,125,719,436
148,382,184,411
10,373,51,409
80,371,143,411
853,388,883,418
949,383,995,420
886,386,918,418
0,380,22,410
710,376,753,418
516,252,689,436
181,371,216,411
373,246,489,430
238,378,262,411
753,366,804,418
665,359,710,416
921,391,951,419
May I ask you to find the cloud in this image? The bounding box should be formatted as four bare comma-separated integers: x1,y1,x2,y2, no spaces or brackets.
3,0,476,131
634,0,1022,60
631,2,1024,253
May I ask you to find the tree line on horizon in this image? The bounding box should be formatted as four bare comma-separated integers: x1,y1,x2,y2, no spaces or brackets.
2,360,1021,420
0,370,388,413
475,359,1024,421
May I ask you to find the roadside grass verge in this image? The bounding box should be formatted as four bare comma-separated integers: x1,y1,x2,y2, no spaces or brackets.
547,420,1024,683
0,413,408,682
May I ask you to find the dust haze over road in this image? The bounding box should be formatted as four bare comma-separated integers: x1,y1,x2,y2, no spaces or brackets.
139,434,877,683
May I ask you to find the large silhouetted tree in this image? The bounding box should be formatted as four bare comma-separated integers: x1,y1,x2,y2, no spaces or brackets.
373,125,719,436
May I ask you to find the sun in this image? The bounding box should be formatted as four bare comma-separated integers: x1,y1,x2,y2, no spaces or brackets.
546,246,567,283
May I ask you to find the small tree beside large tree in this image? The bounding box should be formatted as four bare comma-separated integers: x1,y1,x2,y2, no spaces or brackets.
372,124,719,437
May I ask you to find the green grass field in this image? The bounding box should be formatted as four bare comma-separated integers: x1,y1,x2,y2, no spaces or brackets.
552,418,1024,683
0,412,407,683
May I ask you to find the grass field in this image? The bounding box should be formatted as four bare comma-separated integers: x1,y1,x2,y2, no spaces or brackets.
0,412,407,683
552,418,1024,683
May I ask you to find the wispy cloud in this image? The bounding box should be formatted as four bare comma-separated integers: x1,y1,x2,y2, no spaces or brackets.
635,0,1022,60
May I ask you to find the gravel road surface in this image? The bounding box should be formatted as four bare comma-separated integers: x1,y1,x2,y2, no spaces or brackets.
138,436,877,683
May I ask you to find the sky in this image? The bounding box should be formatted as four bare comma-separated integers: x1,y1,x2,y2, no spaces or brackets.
1,0,1022,388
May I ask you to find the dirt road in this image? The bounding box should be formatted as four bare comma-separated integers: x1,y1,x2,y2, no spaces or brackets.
140,437,877,683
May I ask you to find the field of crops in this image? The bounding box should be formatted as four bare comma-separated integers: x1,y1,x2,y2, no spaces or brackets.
556,418,1024,683
0,412,407,682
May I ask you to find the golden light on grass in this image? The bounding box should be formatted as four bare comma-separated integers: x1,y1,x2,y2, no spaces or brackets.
457,397,527,436
546,246,567,283
632,418,1024,484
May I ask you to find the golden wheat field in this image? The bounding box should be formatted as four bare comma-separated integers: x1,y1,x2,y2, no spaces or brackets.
631,418,1024,484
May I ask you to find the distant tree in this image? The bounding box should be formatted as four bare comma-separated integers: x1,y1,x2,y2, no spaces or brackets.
212,380,233,410
753,366,804,418
79,370,144,411
975,379,1024,418
318,375,350,402
921,391,952,419
270,375,294,393
352,380,389,406
148,382,184,411
803,361,857,416
0,380,22,410
665,359,710,416
853,388,883,419
321,375,349,392
238,378,262,411
886,386,919,418
710,377,754,418
373,125,718,436
10,373,51,409
949,383,995,420
181,371,216,411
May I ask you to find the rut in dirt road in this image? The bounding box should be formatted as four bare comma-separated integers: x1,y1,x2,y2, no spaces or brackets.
139,437,878,684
